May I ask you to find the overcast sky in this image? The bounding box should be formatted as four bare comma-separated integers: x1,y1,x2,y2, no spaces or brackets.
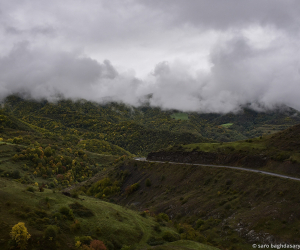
0,0,300,113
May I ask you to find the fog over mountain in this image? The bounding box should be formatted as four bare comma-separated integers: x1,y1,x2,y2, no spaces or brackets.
0,0,300,113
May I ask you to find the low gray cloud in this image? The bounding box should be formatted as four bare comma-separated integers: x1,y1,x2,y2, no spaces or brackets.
140,0,300,31
0,1,299,113
146,35,300,112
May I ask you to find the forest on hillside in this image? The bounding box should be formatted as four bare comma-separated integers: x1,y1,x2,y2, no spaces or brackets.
2,95,300,156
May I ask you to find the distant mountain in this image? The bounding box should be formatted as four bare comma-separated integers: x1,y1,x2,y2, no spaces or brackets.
148,122,300,179
1,95,300,155
1,95,209,155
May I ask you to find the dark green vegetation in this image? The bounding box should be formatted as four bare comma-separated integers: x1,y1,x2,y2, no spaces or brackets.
3,95,300,156
0,101,219,250
71,159,300,250
1,95,300,249
1,175,211,250
0,143,218,249
153,123,300,178
2,96,211,156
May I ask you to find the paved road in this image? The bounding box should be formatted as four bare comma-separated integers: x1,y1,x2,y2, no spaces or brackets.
134,157,300,182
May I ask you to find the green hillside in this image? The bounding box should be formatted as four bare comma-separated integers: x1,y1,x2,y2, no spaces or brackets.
154,123,300,177
69,158,300,250
0,176,218,250
3,96,300,152
0,114,218,250
2,96,211,155
1,95,300,249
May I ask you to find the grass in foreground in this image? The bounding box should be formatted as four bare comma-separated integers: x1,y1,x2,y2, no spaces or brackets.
0,175,218,250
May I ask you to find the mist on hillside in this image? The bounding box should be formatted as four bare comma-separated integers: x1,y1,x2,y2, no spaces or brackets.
1,0,300,113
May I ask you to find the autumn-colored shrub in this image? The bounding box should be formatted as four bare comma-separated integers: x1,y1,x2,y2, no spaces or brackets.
125,182,140,195
90,239,107,250
75,236,92,245
10,222,31,250
70,219,81,232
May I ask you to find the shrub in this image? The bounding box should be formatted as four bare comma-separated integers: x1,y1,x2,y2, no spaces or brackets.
44,146,52,157
26,186,35,193
274,152,290,162
70,220,81,232
196,219,205,228
104,241,114,250
157,213,169,222
125,182,140,195
146,236,164,246
81,245,91,250
10,222,31,250
90,240,107,250
15,211,28,219
59,206,74,219
59,206,71,215
12,170,20,179
162,231,180,242
75,236,92,245
87,178,120,198
35,209,48,218
75,241,81,248
39,183,46,192
44,225,58,240
69,202,94,217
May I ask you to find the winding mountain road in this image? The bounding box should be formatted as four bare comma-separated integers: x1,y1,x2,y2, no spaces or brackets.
134,157,300,182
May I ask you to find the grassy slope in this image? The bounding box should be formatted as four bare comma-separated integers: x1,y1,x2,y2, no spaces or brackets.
157,123,300,178
74,159,300,249
170,113,189,121
0,177,163,249
0,119,217,249
0,160,219,250
220,123,233,128
2,96,300,249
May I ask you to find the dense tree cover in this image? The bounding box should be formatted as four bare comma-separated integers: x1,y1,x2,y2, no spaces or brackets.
2,95,300,156
77,139,132,156
11,141,109,187
1,96,210,155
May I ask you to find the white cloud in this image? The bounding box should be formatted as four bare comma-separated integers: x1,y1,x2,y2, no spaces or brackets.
0,0,299,113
